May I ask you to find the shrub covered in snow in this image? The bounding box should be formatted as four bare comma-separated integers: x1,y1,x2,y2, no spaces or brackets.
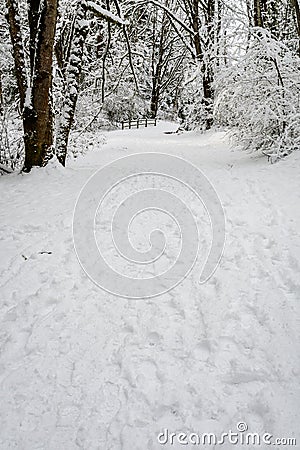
214,30,300,160
0,108,23,171
103,92,147,123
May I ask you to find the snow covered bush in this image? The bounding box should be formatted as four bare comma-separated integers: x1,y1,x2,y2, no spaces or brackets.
0,108,23,171
214,29,300,160
103,91,147,123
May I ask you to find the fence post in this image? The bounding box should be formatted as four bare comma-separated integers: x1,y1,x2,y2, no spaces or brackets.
122,121,124,130
145,118,148,128
154,118,157,127
129,119,131,129
137,119,139,129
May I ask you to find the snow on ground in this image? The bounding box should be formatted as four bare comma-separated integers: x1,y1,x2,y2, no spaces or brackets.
0,122,299,449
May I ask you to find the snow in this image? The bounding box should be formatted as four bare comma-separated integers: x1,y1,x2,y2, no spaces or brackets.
87,2,129,26
24,86,32,109
0,122,299,449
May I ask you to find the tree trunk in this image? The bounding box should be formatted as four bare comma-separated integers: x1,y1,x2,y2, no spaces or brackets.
291,0,300,54
150,9,167,118
23,0,57,171
293,0,300,36
0,70,3,116
56,1,89,166
202,0,215,129
6,0,57,171
6,0,27,109
191,0,215,130
150,91,159,117
254,0,263,27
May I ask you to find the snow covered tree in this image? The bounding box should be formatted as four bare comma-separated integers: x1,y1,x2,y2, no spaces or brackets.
55,0,128,165
215,29,300,159
143,0,222,129
3,0,299,168
5,0,127,169
124,1,185,118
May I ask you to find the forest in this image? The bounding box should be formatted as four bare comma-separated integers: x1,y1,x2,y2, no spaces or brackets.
0,1,300,449
1,0,299,171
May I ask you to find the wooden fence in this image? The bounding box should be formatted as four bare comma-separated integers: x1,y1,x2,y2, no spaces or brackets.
120,118,157,130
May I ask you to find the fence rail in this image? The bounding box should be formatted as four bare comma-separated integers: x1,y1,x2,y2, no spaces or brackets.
119,118,157,130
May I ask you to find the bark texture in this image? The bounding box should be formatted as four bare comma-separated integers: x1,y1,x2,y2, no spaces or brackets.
23,0,58,171
254,0,263,26
6,0,58,171
6,0,27,109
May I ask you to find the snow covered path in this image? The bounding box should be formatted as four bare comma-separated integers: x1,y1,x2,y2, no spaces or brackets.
0,122,299,449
